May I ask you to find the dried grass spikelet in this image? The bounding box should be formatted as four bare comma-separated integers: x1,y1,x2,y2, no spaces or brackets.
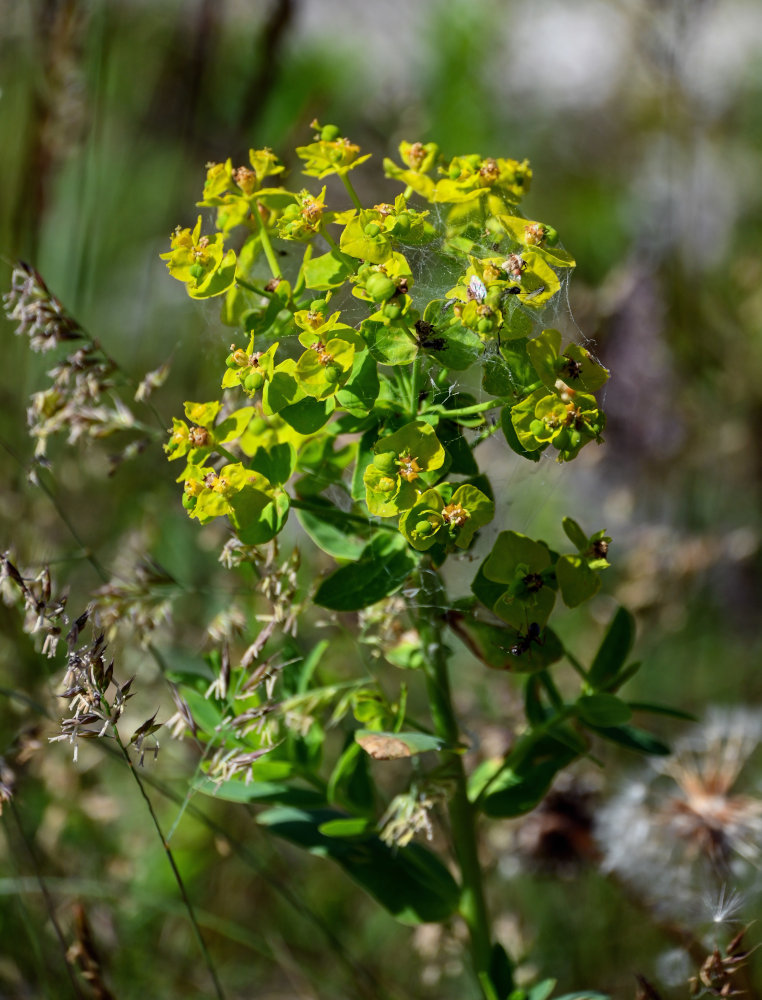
48,610,161,764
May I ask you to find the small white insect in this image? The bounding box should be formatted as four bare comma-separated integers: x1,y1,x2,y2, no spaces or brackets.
467,275,487,302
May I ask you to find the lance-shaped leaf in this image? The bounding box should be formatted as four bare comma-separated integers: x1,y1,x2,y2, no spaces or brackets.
258,806,459,923
314,533,416,611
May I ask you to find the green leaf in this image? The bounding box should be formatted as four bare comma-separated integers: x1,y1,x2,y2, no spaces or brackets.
482,356,514,398
524,676,548,725
626,701,698,722
351,425,381,502
336,351,380,414
576,694,632,727
499,339,539,393
327,740,375,814
479,975,501,1000
553,993,610,1000
501,300,534,341
471,561,510,613
215,406,255,444
257,806,459,923
556,555,600,608
188,248,237,299
229,488,289,545
518,251,560,308
375,420,446,472
480,731,583,817
181,689,224,735
184,400,222,427
317,817,375,839
562,516,589,552
483,530,552,584
355,730,449,759
340,216,393,263
598,663,638,693
295,504,368,560
501,406,543,461
447,613,563,674
249,442,296,486
586,723,670,756
303,249,356,290
432,323,484,371
192,775,325,808
588,608,636,691
314,533,416,611
493,584,555,631
489,943,515,1000
362,318,419,366
526,981,555,1000
263,365,304,413
280,396,335,434
526,328,563,387
439,420,479,476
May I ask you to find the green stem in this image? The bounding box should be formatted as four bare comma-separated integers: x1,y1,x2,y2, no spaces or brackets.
235,276,277,299
425,400,500,419
562,646,590,683
114,732,227,1000
214,443,239,464
472,421,503,447
319,224,342,253
476,706,575,804
409,357,422,418
293,245,313,298
289,497,398,533
414,564,503,999
254,204,282,279
538,670,564,711
340,173,363,211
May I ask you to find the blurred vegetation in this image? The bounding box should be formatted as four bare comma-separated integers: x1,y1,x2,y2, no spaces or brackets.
2,1,762,997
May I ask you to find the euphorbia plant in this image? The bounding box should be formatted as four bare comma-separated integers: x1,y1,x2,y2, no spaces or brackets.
157,123,665,999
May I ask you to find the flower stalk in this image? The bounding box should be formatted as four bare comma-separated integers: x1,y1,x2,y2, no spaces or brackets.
414,563,506,998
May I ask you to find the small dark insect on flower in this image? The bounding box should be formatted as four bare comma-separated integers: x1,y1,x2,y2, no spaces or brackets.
510,621,542,657
559,355,584,381
590,539,609,560
414,319,447,352
522,572,545,593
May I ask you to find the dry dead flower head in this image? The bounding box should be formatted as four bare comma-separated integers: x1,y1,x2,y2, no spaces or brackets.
91,559,175,645
379,779,451,848
3,261,83,352
597,710,762,922
1,554,69,656
48,610,161,763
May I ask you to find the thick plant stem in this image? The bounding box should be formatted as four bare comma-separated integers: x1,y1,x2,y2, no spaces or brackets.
414,564,507,998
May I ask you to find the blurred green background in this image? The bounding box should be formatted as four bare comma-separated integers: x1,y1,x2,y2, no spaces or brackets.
2,1,762,997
